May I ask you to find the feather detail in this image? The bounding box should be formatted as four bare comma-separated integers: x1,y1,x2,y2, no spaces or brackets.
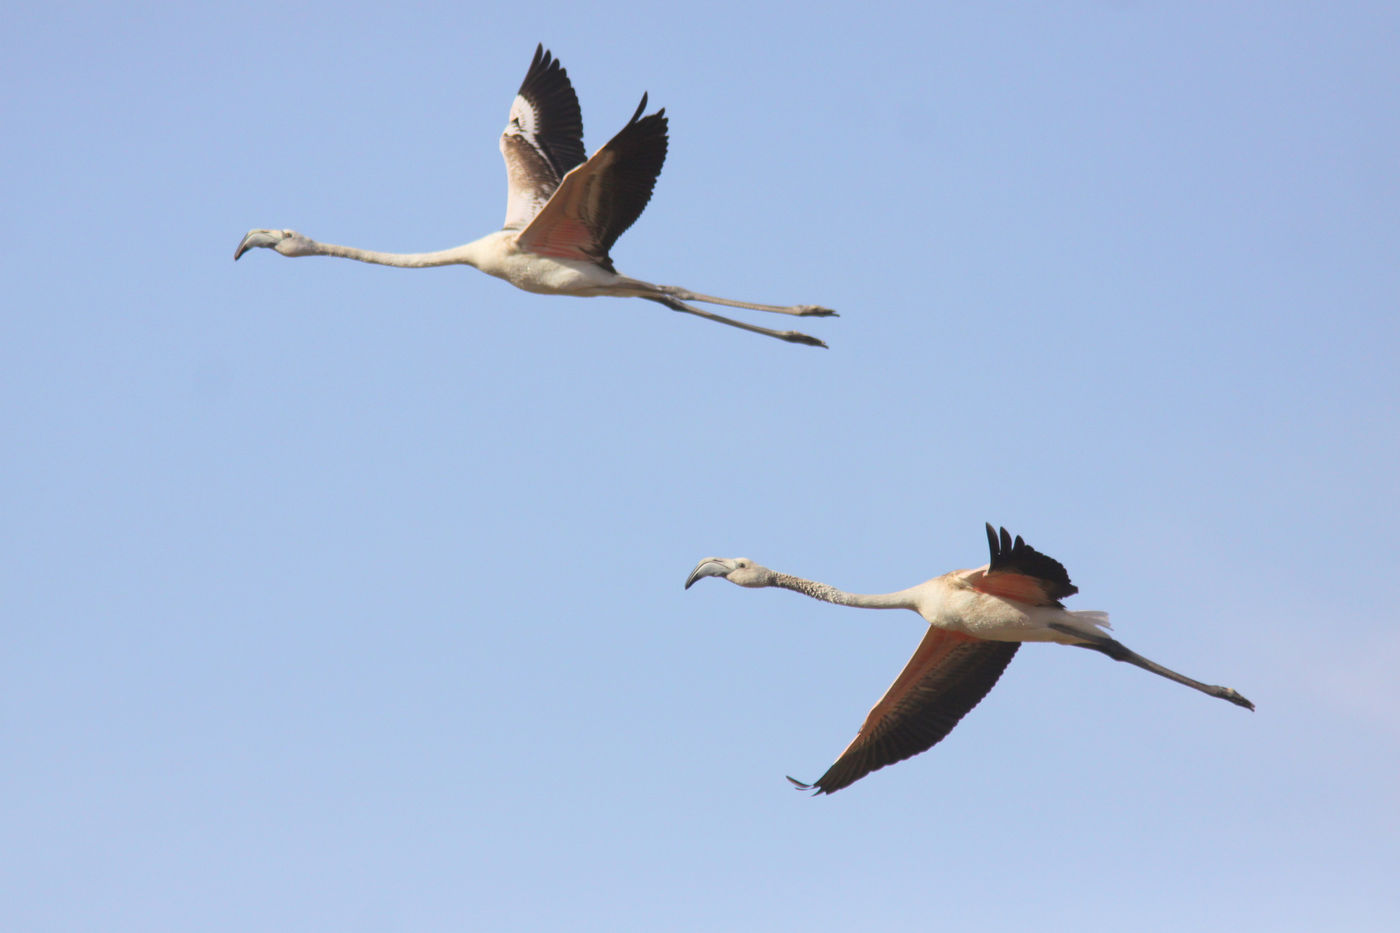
792,629,1018,794
976,524,1078,606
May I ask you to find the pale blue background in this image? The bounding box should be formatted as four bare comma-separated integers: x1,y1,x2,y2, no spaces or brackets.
3,2,1397,931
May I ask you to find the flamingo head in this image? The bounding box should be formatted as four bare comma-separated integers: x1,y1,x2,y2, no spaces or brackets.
234,228,314,259
685,557,772,589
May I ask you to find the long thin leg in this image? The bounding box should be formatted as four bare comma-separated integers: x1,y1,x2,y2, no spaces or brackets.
1049,623,1254,710
642,295,828,347
658,285,838,318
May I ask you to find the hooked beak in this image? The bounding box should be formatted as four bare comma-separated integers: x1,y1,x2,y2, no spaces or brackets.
685,558,733,590
233,229,284,260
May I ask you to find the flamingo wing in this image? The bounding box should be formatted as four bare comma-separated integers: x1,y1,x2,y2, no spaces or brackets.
500,45,587,231
515,95,668,270
973,524,1079,607
791,629,1019,794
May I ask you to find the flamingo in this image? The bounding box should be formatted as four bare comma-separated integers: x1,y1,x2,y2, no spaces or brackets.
685,524,1253,794
234,45,835,347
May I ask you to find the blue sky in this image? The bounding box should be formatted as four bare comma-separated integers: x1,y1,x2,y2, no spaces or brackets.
3,2,1397,930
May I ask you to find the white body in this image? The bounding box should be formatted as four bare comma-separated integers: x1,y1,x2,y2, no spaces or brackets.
904,570,1112,644
455,232,655,298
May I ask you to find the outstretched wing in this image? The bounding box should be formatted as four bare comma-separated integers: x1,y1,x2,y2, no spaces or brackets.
515,95,668,270
501,45,587,231
973,524,1078,607
790,629,1019,795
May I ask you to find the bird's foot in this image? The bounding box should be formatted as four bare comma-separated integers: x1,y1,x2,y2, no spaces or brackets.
782,331,829,348
793,305,839,317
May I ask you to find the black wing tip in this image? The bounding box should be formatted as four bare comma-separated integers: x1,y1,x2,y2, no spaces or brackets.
985,523,1010,564
585,95,670,258
513,44,586,178
627,93,668,127
520,43,570,95
984,523,1078,599
983,524,1019,562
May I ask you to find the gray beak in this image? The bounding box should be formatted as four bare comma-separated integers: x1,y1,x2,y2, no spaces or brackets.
233,229,282,260
685,558,731,590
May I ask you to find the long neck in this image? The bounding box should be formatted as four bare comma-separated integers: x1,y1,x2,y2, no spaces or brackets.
767,572,916,611
303,239,481,269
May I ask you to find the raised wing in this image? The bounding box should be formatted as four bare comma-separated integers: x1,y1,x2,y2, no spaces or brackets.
790,629,1019,795
973,524,1078,607
501,45,587,231
514,95,668,270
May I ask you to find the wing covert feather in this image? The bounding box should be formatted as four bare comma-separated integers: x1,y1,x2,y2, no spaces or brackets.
975,524,1078,606
793,630,1019,794
515,96,668,267
500,45,587,230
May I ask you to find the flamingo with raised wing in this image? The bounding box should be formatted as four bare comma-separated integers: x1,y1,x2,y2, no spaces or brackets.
686,524,1253,794
235,45,834,347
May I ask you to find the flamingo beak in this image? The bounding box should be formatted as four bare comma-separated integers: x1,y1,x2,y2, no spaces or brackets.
685,558,733,589
234,229,284,260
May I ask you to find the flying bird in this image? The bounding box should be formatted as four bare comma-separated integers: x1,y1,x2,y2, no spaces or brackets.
234,45,834,347
685,524,1253,794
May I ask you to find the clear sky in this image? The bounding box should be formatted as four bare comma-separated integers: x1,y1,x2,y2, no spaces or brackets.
3,2,1397,931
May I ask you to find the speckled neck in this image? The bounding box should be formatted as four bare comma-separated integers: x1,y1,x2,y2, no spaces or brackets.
768,572,913,610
